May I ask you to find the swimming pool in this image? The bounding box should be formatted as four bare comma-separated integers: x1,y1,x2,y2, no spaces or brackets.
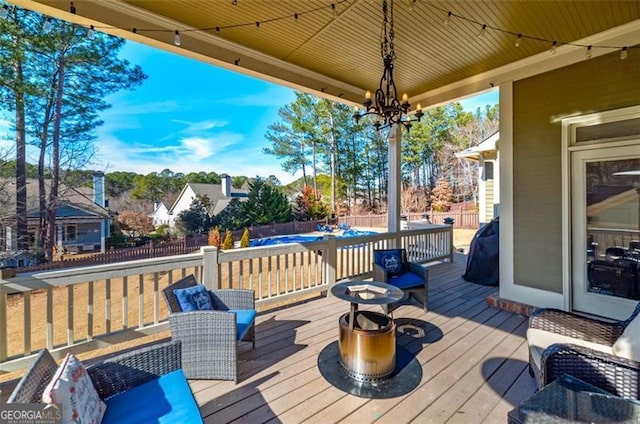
249,229,378,247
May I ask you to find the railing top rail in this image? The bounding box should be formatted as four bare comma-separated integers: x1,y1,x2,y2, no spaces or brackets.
1,252,202,292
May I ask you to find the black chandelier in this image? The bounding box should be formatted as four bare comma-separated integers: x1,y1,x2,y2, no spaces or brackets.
352,0,423,131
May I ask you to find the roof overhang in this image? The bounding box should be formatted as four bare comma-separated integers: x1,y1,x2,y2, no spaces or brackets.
8,1,640,108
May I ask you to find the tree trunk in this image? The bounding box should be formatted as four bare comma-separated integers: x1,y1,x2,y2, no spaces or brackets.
14,57,28,251
46,60,65,261
38,76,57,256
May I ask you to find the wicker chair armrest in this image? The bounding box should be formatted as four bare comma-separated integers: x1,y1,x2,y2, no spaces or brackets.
407,262,429,281
7,349,58,403
541,343,640,399
529,308,623,345
373,263,388,283
210,289,255,310
88,340,182,400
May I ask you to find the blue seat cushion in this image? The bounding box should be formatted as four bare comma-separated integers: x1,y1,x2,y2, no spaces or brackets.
101,369,202,424
229,309,257,341
388,272,424,290
173,285,213,312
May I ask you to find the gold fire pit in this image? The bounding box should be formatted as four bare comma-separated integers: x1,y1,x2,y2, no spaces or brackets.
338,310,396,381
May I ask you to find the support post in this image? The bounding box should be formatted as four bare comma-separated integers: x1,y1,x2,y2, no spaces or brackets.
388,123,402,247
201,246,220,289
325,234,337,289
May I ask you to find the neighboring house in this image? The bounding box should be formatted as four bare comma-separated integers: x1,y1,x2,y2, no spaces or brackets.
456,132,499,226
168,174,248,228
0,172,111,254
149,201,171,227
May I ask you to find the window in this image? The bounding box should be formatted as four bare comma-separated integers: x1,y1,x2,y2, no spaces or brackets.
63,225,77,242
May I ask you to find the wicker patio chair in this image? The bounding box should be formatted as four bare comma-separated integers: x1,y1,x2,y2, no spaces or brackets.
373,248,429,312
161,274,256,382
528,302,640,391
8,340,182,403
540,343,640,399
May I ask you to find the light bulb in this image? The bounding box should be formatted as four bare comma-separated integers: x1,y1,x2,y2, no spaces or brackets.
550,41,557,55
478,24,487,38
620,47,628,60
174,30,181,46
416,103,422,111
402,93,408,102
444,11,452,25
585,45,592,59
515,34,521,48
365,91,371,99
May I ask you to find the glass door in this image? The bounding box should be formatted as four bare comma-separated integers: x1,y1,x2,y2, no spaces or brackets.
571,146,640,319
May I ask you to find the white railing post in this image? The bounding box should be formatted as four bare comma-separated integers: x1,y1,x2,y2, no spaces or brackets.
325,234,337,288
201,246,220,289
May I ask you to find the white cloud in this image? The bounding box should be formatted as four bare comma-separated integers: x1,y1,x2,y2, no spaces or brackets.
172,119,228,133
92,131,299,183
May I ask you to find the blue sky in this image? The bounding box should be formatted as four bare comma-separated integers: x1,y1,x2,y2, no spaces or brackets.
0,39,497,185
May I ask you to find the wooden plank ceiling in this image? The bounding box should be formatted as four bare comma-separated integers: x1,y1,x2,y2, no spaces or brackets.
9,1,640,106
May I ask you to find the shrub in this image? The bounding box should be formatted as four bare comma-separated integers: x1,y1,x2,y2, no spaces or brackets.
222,230,234,250
208,227,222,248
240,228,250,248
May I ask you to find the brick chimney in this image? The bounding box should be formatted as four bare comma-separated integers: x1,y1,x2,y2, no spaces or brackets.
221,174,232,197
93,172,105,207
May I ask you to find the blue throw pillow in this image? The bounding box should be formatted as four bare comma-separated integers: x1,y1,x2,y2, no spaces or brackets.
173,285,213,312
374,249,404,276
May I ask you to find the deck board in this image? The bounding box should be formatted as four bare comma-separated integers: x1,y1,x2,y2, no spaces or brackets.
195,256,536,423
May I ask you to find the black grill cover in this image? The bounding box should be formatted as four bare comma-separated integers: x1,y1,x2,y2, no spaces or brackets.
462,217,499,286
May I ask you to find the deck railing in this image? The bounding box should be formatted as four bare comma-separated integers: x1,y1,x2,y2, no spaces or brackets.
0,226,452,370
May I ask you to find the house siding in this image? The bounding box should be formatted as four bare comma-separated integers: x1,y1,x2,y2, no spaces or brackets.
512,51,640,293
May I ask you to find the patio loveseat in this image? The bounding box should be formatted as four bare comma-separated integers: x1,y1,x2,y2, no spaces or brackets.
8,340,203,423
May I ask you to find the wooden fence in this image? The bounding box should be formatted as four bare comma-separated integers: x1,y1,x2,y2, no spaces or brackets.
339,211,479,229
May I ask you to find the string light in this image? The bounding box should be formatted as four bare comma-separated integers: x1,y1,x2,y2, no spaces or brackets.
438,7,636,58
443,11,452,25
173,30,181,46
478,24,487,38
5,0,633,62
585,45,592,59
620,47,628,60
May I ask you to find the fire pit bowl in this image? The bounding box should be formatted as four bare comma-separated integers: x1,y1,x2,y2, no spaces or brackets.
339,310,395,381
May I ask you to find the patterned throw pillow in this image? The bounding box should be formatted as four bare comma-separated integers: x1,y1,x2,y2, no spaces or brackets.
374,249,405,276
42,353,106,424
173,284,214,311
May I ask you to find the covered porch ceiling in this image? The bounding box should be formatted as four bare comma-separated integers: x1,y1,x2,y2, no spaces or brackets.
9,0,640,108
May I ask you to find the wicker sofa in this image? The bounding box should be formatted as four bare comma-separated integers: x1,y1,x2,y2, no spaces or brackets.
7,341,203,423
528,303,640,399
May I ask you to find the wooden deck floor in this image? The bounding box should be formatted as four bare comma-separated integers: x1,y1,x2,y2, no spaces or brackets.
191,256,537,423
